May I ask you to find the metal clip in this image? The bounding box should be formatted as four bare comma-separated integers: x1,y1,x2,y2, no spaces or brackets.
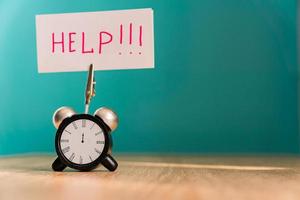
85,64,96,113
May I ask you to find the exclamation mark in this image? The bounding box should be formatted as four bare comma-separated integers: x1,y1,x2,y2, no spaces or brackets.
139,25,143,46
129,23,133,55
139,25,142,55
129,23,132,45
119,23,143,55
119,24,123,55
120,24,123,44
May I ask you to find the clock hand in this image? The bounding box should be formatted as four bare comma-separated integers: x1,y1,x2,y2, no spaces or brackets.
81,133,84,143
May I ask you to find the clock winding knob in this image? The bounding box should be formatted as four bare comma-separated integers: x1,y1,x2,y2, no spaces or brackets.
94,107,118,132
52,107,76,129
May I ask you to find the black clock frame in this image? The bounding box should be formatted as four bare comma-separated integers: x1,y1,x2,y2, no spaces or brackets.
52,114,117,171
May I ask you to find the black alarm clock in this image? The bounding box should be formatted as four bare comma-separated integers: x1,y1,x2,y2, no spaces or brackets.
52,106,118,172
51,64,118,172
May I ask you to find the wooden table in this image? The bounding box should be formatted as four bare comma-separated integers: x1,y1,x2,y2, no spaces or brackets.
0,155,299,200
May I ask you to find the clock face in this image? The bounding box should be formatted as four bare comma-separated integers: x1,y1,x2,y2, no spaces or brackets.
59,117,106,165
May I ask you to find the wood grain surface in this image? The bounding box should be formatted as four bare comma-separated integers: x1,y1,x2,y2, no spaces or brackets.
0,155,299,200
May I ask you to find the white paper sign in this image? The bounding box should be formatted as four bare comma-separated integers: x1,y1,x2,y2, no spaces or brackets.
35,8,154,73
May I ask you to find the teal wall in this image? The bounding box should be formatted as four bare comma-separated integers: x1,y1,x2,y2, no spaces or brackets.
0,0,298,154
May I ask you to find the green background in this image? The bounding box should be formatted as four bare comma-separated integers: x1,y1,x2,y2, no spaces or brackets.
0,0,298,155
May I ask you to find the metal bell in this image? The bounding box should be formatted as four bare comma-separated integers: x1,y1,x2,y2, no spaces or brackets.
52,107,76,129
94,107,118,132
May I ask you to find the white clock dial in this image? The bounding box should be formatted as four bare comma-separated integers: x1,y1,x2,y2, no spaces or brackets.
59,118,105,165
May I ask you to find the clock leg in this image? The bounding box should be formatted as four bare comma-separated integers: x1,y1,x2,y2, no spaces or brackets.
101,154,118,171
52,157,67,171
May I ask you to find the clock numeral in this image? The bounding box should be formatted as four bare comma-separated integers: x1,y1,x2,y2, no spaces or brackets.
72,122,78,129
64,130,72,135
82,119,86,128
79,156,83,164
62,146,70,154
89,155,93,162
90,122,95,130
95,131,103,136
61,139,69,143
94,148,101,154
96,141,104,144
69,153,75,161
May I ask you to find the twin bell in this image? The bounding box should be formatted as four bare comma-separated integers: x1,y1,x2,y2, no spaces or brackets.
52,106,118,133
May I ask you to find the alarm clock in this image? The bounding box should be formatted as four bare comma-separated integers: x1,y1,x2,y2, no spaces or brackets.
51,64,118,172
52,107,118,172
